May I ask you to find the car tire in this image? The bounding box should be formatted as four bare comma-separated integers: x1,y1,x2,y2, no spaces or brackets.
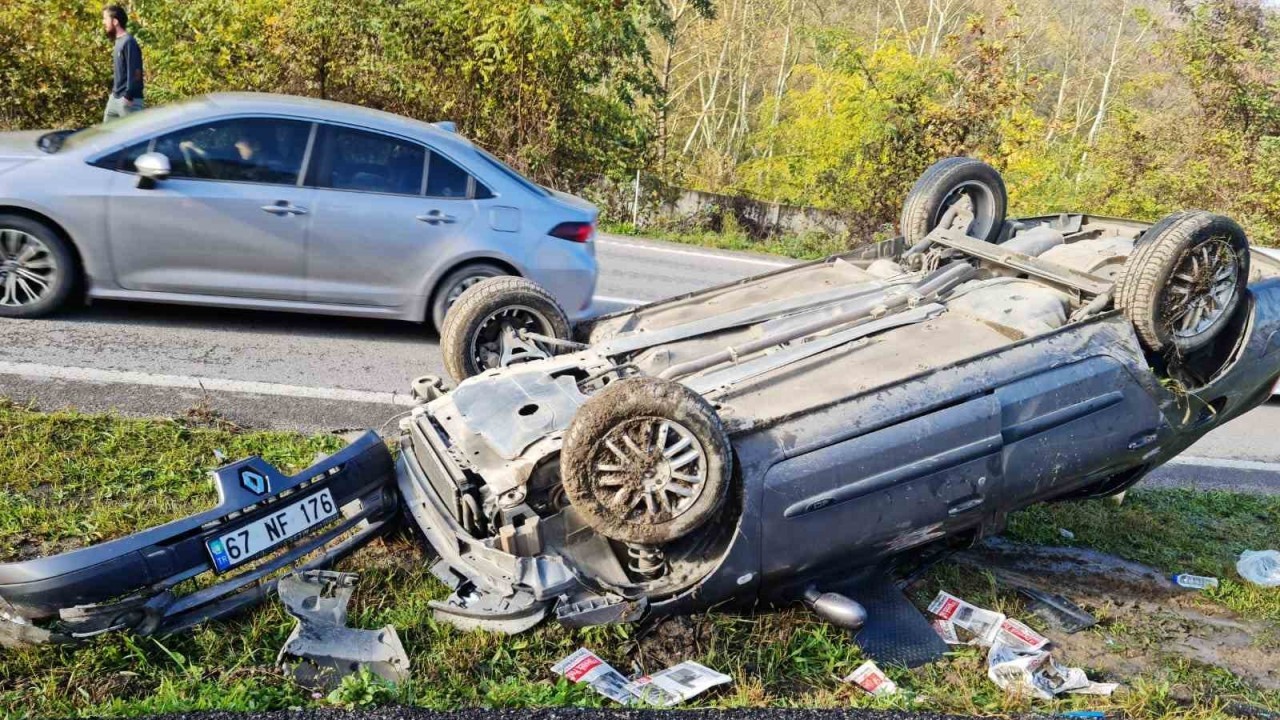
1116,210,1250,355
440,276,571,383
430,262,511,331
900,157,1008,245
560,376,733,546
0,215,79,319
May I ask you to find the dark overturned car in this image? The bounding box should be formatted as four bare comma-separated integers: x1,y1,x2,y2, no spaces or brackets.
4,158,1280,646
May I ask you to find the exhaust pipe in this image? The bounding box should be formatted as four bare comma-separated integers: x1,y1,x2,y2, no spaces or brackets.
803,586,868,631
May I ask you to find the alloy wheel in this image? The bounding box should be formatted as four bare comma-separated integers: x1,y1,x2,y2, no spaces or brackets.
590,417,709,525
0,229,58,308
1161,238,1240,341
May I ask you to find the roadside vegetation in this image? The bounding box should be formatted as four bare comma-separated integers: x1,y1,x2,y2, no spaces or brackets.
0,404,1276,719
5,1,1280,253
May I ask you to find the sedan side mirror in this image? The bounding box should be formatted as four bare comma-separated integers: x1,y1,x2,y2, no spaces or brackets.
135,152,170,188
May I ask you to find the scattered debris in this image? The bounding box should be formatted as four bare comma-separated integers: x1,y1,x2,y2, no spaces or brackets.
626,661,733,706
1237,550,1280,588
1017,587,1097,634
552,648,732,706
927,591,1047,652
275,571,410,689
552,648,636,705
844,660,898,697
1172,573,1220,591
1059,528,1076,540
987,639,1119,701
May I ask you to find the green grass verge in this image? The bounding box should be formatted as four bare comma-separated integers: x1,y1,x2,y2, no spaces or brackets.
0,404,1277,719
601,222,850,261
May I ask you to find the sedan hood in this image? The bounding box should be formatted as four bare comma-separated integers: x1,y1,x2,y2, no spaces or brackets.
0,131,52,160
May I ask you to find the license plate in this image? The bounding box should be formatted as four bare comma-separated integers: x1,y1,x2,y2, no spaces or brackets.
206,489,337,573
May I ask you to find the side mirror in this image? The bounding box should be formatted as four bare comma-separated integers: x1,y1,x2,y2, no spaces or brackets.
135,152,170,188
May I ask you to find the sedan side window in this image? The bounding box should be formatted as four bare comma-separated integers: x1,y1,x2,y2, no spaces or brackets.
151,118,312,185
307,125,425,195
426,151,472,199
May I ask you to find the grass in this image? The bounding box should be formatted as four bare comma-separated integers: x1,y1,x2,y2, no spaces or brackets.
0,403,1277,719
600,221,852,261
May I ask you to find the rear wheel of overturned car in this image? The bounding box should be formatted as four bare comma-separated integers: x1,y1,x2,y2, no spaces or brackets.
560,376,733,546
0,215,78,319
900,157,1008,246
1116,210,1250,355
440,276,572,383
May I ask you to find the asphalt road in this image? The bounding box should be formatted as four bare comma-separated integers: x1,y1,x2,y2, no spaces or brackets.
0,232,1276,491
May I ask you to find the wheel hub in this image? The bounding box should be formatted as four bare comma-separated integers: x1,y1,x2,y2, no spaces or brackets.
0,229,57,308
1162,238,1239,340
591,417,707,526
470,305,553,371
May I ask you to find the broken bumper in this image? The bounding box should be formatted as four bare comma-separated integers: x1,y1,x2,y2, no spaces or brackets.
0,432,398,647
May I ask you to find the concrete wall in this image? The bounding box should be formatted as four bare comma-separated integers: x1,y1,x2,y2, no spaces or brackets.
659,188,849,238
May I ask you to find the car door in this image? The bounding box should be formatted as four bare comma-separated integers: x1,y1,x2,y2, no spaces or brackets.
760,394,1004,580
105,116,316,300
303,124,478,308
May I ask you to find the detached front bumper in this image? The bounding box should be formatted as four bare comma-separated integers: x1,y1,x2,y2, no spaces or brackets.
0,432,398,647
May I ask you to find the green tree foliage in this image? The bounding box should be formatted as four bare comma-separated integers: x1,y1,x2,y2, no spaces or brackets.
0,0,668,185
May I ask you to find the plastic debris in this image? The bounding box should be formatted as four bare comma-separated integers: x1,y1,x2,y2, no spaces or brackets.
844,660,898,696
626,661,733,706
552,648,636,705
1017,587,1097,634
1172,573,1220,590
553,649,732,706
1237,550,1280,587
275,571,410,689
987,639,1118,701
1059,528,1076,540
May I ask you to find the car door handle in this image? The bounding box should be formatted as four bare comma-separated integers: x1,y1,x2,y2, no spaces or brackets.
261,202,308,216
416,211,456,225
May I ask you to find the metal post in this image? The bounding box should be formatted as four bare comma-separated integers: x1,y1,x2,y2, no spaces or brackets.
632,170,641,228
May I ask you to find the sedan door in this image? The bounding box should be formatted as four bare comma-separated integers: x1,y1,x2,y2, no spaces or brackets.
105,117,316,300
303,124,477,308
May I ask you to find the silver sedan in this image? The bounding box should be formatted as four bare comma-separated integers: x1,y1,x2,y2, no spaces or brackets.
0,93,599,329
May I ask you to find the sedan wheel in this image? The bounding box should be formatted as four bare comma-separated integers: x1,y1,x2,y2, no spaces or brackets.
0,216,78,319
0,229,58,309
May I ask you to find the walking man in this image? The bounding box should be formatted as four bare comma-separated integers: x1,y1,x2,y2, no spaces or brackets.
102,5,144,122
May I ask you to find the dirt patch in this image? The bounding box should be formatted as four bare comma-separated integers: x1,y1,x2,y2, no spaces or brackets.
631,615,715,674
958,539,1280,691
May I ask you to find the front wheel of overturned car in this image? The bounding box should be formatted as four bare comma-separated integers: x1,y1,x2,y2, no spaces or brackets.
0,215,79,318
1116,210,1250,356
560,376,733,546
900,157,1008,246
440,276,572,383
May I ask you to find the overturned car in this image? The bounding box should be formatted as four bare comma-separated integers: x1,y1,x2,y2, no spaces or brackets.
4,158,1280,644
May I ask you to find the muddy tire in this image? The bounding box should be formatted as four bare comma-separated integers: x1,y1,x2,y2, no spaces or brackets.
900,157,1007,245
1116,211,1249,355
560,376,732,545
0,215,79,318
440,276,571,383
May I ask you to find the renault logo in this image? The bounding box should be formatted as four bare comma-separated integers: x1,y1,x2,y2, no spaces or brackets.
239,469,269,496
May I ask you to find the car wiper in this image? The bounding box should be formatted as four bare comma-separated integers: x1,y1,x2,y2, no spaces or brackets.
37,129,77,154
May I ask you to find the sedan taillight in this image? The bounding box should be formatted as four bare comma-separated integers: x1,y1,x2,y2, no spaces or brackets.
549,222,594,243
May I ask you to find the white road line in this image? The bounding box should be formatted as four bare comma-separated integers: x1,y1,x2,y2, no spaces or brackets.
594,294,650,306
597,237,793,268
0,361,417,407
1166,455,1280,473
